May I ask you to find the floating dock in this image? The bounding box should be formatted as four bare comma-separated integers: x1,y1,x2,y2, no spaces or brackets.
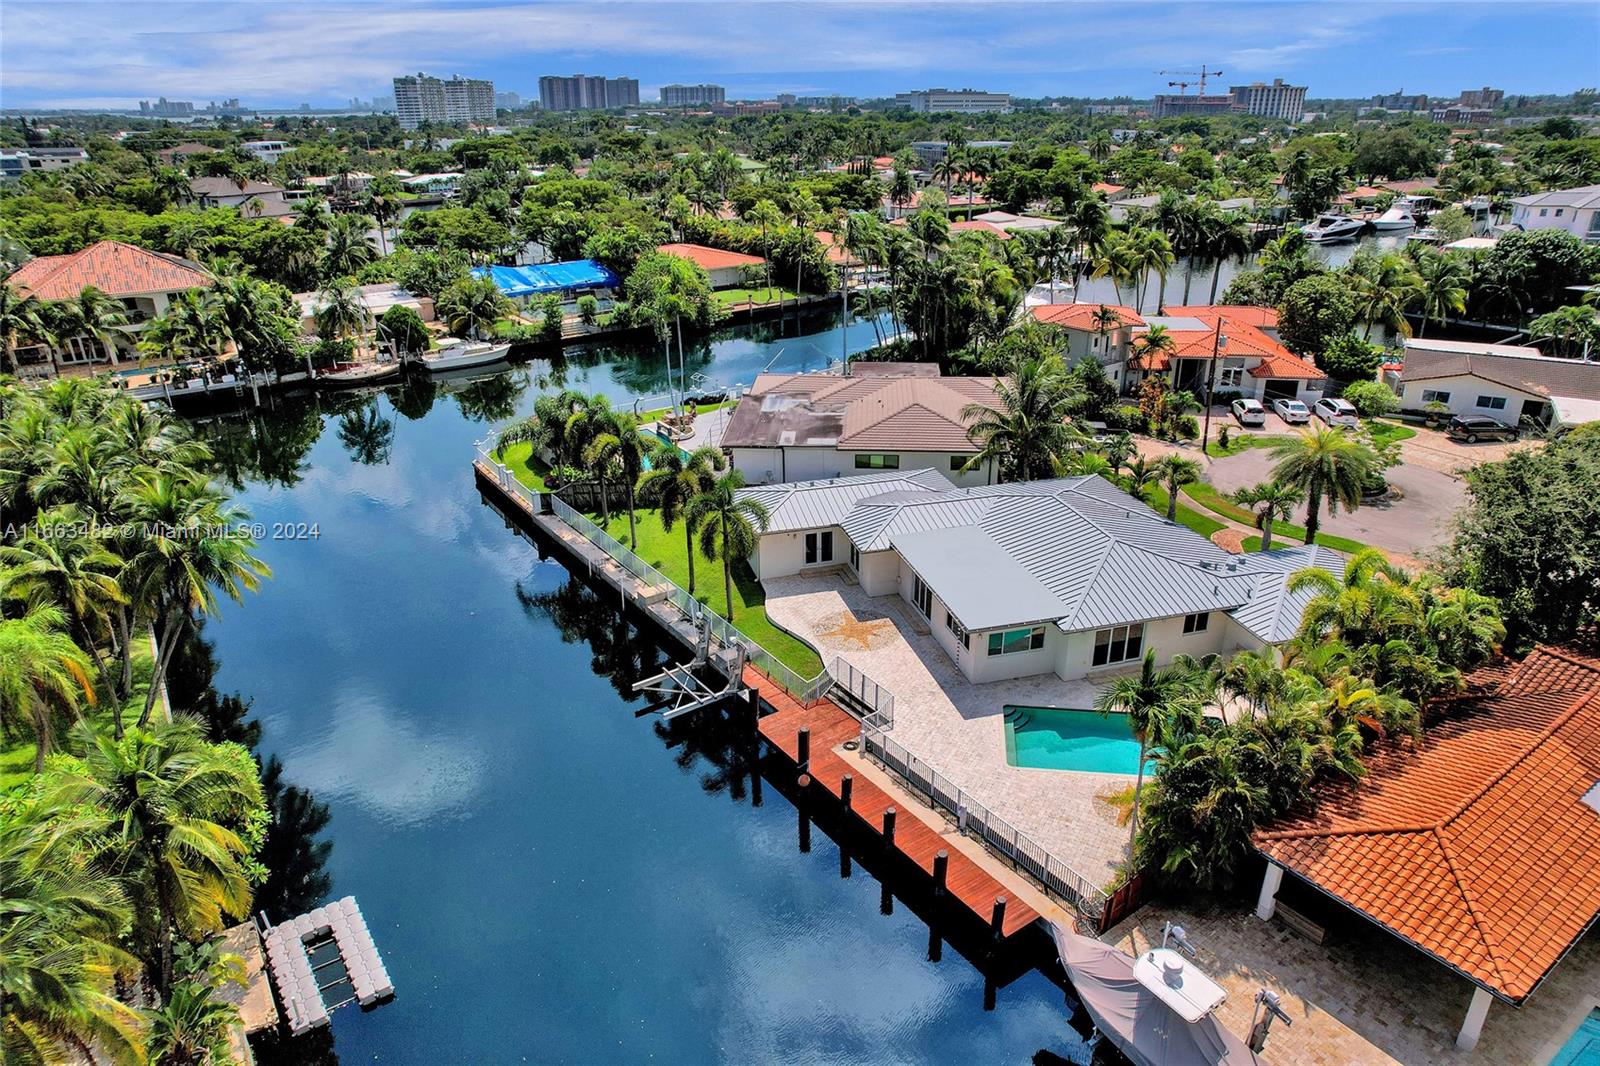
262,896,393,1035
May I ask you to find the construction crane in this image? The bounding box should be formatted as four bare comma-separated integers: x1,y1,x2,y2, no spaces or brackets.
1156,66,1223,95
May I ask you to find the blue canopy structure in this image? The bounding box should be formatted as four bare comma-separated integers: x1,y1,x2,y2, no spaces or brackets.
473,260,621,298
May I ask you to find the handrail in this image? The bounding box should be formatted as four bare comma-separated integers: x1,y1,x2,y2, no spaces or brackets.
828,655,894,731
860,724,1109,925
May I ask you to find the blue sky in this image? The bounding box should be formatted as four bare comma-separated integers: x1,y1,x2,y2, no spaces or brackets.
2,1,1596,110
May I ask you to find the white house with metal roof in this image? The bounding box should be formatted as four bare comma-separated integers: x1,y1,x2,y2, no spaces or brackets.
1389,338,1600,428
1508,184,1600,243
741,472,1343,684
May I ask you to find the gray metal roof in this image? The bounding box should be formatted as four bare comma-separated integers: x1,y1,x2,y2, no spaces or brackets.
738,468,954,534
1228,545,1347,644
893,525,1068,630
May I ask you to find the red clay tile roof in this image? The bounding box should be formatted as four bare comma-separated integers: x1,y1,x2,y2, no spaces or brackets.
1092,182,1125,195
1254,644,1600,1002
6,240,213,301
814,231,861,266
657,242,766,270
1030,303,1144,331
1162,305,1279,330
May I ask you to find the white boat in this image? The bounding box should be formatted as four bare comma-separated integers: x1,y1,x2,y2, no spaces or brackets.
1371,204,1416,231
317,360,402,388
416,337,513,373
1023,279,1076,306
1301,214,1366,243
1407,227,1442,245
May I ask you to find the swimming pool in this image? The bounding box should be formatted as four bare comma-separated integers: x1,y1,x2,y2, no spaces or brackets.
1003,706,1150,775
1553,1008,1600,1066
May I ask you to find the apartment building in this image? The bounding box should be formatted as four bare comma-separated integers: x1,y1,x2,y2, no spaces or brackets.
1228,78,1308,121
0,147,89,182
661,83,726,107
393,73,495,129
538,74,639,111
894,88,1011,113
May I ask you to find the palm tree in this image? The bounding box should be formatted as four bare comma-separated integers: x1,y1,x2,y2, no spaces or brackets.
1120,454,1159,501
1090,233,1140,307
1127,227,1174,313
120,472,270,728
1230,480,1302,551
636,442,725,594
585,411,650,549
0,603,96,774
142,976,241,1065
313,277,371,345
1269,427,1379,545
963,355,1084,482
1221,649,1286,720
744,199,784,301
1411,248,1469,338
1348,252,1422,341
51,286,129,364
1026,225,1075,305
1094,649,1208,839
1068,196,1111,297
50,718,263,992
437,278,509,342
321,213,377,280
1086,129,1113,163
685,470,769,621
0,285,45,373
141,290,230,365
1131,322,1175,380
1205,213,1251,305
1154,455,1201,521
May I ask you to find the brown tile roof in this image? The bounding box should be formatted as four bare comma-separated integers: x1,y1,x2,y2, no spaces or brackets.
6,240,213,301
1254,644,1600,1002
1030,303,1144,331
189,176,284,199
657,242,765,270
723,368,999,452
1399,342,1600,402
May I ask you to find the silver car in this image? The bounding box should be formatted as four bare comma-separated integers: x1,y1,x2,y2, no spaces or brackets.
1314,397,1359,428
1272,398,1311,424
1231,398,1266,427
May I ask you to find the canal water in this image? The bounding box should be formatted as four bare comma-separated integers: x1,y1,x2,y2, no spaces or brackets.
200,305,1102,1065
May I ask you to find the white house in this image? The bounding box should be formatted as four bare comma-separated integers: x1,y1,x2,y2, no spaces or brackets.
719,363,1000,487
739,472,1343,685
1030,303,1143,392
656,243,767,289
0,147,90,182
1508,184,1600,243
1390,338,1600,428
241,139,290,164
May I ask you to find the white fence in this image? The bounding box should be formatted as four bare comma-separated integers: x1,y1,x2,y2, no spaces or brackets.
829,656,894,731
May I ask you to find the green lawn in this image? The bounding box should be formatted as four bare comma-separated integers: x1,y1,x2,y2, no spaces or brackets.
1367,420,1418,449
636,399,733,424
1141,486,1227,538
0,636,165,792
600,508,823,679
1181,481,1371,555
1204,433,1291,458
493,440,551,492
713,286,801,308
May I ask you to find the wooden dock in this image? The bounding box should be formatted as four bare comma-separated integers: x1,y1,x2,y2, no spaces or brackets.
747,666,1040,939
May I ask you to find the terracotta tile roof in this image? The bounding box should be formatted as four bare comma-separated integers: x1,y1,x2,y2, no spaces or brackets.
950,219,1011,240
657,242,765,270
1247,353,1324,379
6,240,213,301
1030,303,1144,331
1162,305,1279,330
724,368,1000,452
1139,307,1322,379
1255,644,1600,1002
813,231,861,266
1092,182,1125,195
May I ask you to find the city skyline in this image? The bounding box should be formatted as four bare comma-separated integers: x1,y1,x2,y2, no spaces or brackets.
1,1,1596,111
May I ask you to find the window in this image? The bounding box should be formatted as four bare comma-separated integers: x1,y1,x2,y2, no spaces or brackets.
987,626,1046,656
849,542,859,571
945,610,969,648
912,574,932,619
951,455,971,472
1555,208,1564,218
855,453,899,470
803,530,833,565
1183,612,1209,634
1476,395,1507,411
1420,389,1451,404
1217,358,1246,388
1539,208,1549,217
1091,623,1145,667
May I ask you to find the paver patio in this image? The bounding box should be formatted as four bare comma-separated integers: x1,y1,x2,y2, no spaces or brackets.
763,572,1135,889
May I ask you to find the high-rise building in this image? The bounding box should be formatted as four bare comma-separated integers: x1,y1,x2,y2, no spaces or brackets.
1459,87,1505,108
1152,94,1233,118
539,74,638,111
138,98,195,117
1227,79,1308,121
894,88,1010,113
494,91,521,110
661,83,726,107
392,73,495,129
1370,89,1429,112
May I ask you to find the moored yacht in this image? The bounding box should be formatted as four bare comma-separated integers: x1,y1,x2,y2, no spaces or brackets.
1371,203,1417,231
1301,214,1366,243
415,337,514,373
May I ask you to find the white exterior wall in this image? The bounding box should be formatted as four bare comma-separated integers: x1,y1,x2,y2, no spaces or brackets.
752,525,845,580
1055,613,1233,681
966,624,1062,683
707,264,757,289
1510,202,1600,242
1396,374,1545,420
727,447,993,486
855,549,899,596
838,451,993,488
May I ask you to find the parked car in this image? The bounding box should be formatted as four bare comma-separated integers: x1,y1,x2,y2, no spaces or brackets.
1314,397,1359,428
1231,398,1266,427
1446,414,1519,443
1272,398,1311,424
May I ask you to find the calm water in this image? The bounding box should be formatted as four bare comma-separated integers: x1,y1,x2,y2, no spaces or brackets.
197,307,1101,1065
1003,708,1147,777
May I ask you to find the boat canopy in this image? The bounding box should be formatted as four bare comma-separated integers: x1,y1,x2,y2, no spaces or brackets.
473,260,620,298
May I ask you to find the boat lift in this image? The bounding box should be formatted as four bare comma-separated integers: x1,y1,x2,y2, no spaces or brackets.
632,611,746,720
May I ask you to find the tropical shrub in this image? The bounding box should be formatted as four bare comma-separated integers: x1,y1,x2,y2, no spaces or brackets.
1341,379,1400,417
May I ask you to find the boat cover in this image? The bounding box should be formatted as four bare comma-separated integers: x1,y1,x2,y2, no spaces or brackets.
473,260,620,297
1050,924,1266,1066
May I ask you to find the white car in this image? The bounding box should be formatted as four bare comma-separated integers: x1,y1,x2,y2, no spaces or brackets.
1314,397,1359,428
1230,397,1266,427
1272,398,1311,424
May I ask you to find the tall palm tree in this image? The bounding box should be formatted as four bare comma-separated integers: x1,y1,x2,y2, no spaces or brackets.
636,442,725,594
744,199,784,301
1205,213,1251,305
1086,129,1113,163
585,411,650,549
51,286,129,365
1026,224,1075,305
1231,480,1302,551
120,472,270,728
1131,322,1175,380
51,718,263,993
1411,247,1469,338
321,212,377,280
313,277,371,345
1067,196,1111,298
1178,199,1220,304
1154,455,1202,521
0,603,96,773
1269,427,1379,544
1094,649,1208,839
141,290,231,365
1221,649,1286,720
1128,227,1174,314
1348,252,1422,341
963,355,1085,482
0,286,45,373
685,471,769,621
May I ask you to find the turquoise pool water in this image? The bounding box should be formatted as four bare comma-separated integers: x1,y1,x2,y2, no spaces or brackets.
1004,706,1149,775
1553,1009,1600,1066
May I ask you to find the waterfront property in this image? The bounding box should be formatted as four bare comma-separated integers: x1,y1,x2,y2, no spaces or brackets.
1388,337,1600,428
186,175,296,220
1253,642,1600,1054
1508,183,1600,242
656,242,768,289
472,259,622,301
292,282,436,336
719,362,1001,487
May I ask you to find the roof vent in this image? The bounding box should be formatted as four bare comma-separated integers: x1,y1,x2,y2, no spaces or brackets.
1584,780,1600,816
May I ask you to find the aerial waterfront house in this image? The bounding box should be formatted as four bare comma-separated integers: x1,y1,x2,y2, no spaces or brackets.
1389,337,1600,428
1029,303,1144,393
655,242,768,289
1507,183,1600,242
186,176,296,220
719,362,1002,487
1253,642,1600,1053
739,471,1343,684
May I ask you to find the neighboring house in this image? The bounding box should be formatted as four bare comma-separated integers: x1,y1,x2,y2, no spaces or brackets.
720,363,1001,487
155,142,219,165
1130,307,1324,403
1253,642,1600,1053
292,283,435,338
1390,338,1600,428
0,147,89,181
656,243,767,289
240,139,289,164
970,210,1063,233
1507,184,1600,242
739,472,1344,684
1030,303,1143,392
5,240,214,372
888,217,1011,241
187,176,294,219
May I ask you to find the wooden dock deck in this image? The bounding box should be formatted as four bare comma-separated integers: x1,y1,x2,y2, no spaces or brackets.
747,666,1041,939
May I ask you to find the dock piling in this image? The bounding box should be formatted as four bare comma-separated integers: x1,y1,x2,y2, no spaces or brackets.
933,850,948,896
990,896,1008,941
839,773,853,811
883,806,897,847
796,727,810,773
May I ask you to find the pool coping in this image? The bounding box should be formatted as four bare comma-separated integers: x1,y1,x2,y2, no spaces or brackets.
1001,703,1148,778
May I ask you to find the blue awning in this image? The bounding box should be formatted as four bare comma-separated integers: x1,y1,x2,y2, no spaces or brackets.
472,260,621,298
